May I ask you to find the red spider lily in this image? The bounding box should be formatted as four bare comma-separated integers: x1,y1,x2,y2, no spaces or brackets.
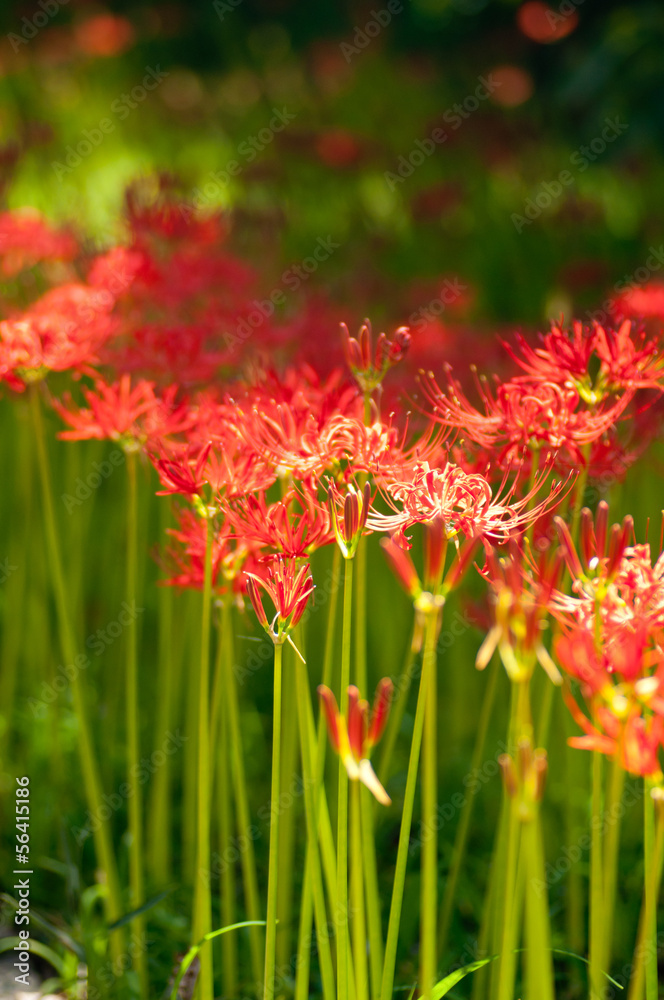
419,367,633,468
505,319,663,397
327,481,372,559
54,375,192,450
244,557,315,652
381,519,481,602
367,458,570,546
318,680,393,805
554,501,634,592
475,539,563,684
162,508,250,593
341,319,411,395
226,488,334,558
0,282,117,390
0,209,78,276
152,442,213,499
151,422,275,506
614,282,664,323
555,625,664,776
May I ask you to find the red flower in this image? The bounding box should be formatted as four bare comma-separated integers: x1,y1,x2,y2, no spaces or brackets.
244,557,315,649
318,679,393,805
54,375,192,449
505,319,662,395
341,319,411,395
227,488,334,558
0,282,117,390
0,209,77,276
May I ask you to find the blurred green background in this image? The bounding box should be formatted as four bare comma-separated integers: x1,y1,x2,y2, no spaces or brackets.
1,0,663,328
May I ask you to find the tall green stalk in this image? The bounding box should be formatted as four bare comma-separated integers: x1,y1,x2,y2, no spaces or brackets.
355,535,383,1000
380,616,432,1000
211,618,237,998
589,751,604,1000
421,610,439,1000
264,641,284,1000
30,386,125,971
125,450,147,994
438,655,500,959
601,757,626,977
295,546,341,1000
351,781,369,1000
643,779,658,1000
221,600,264,986
338,556,354,1000
496,678,531,1000
276,651,300,972
148,498,176,886
628,791,664,1000
523,806,555,1000
192,515,214,1000
295,653,336,1000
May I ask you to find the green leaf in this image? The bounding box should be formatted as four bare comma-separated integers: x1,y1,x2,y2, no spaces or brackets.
170,921,267,1000
108,887,174,930
0,936,66,977
431,956,497,999
551,948,624,989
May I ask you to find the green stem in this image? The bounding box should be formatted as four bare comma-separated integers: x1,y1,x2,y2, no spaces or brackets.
644,779,658,1000
276,648,300,973
295,653,336,1000
523,807,555,1000
421,610,439,1000
438,656,500,959
295,546,341,1000
495,797,522,1000
30,386,124,971
380,617,431,1000
352,781,368,1000
377,625,417,790
338,556,354,1000
361,787,383,1000
148,498,176,886
212,618,237,998
628,793,664,1000
589,750,604,1000
222,600,264,986
264,641,284,1000
601,757,626,977
125,450,147,994
192,515,214,1000
496,679,530,1000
